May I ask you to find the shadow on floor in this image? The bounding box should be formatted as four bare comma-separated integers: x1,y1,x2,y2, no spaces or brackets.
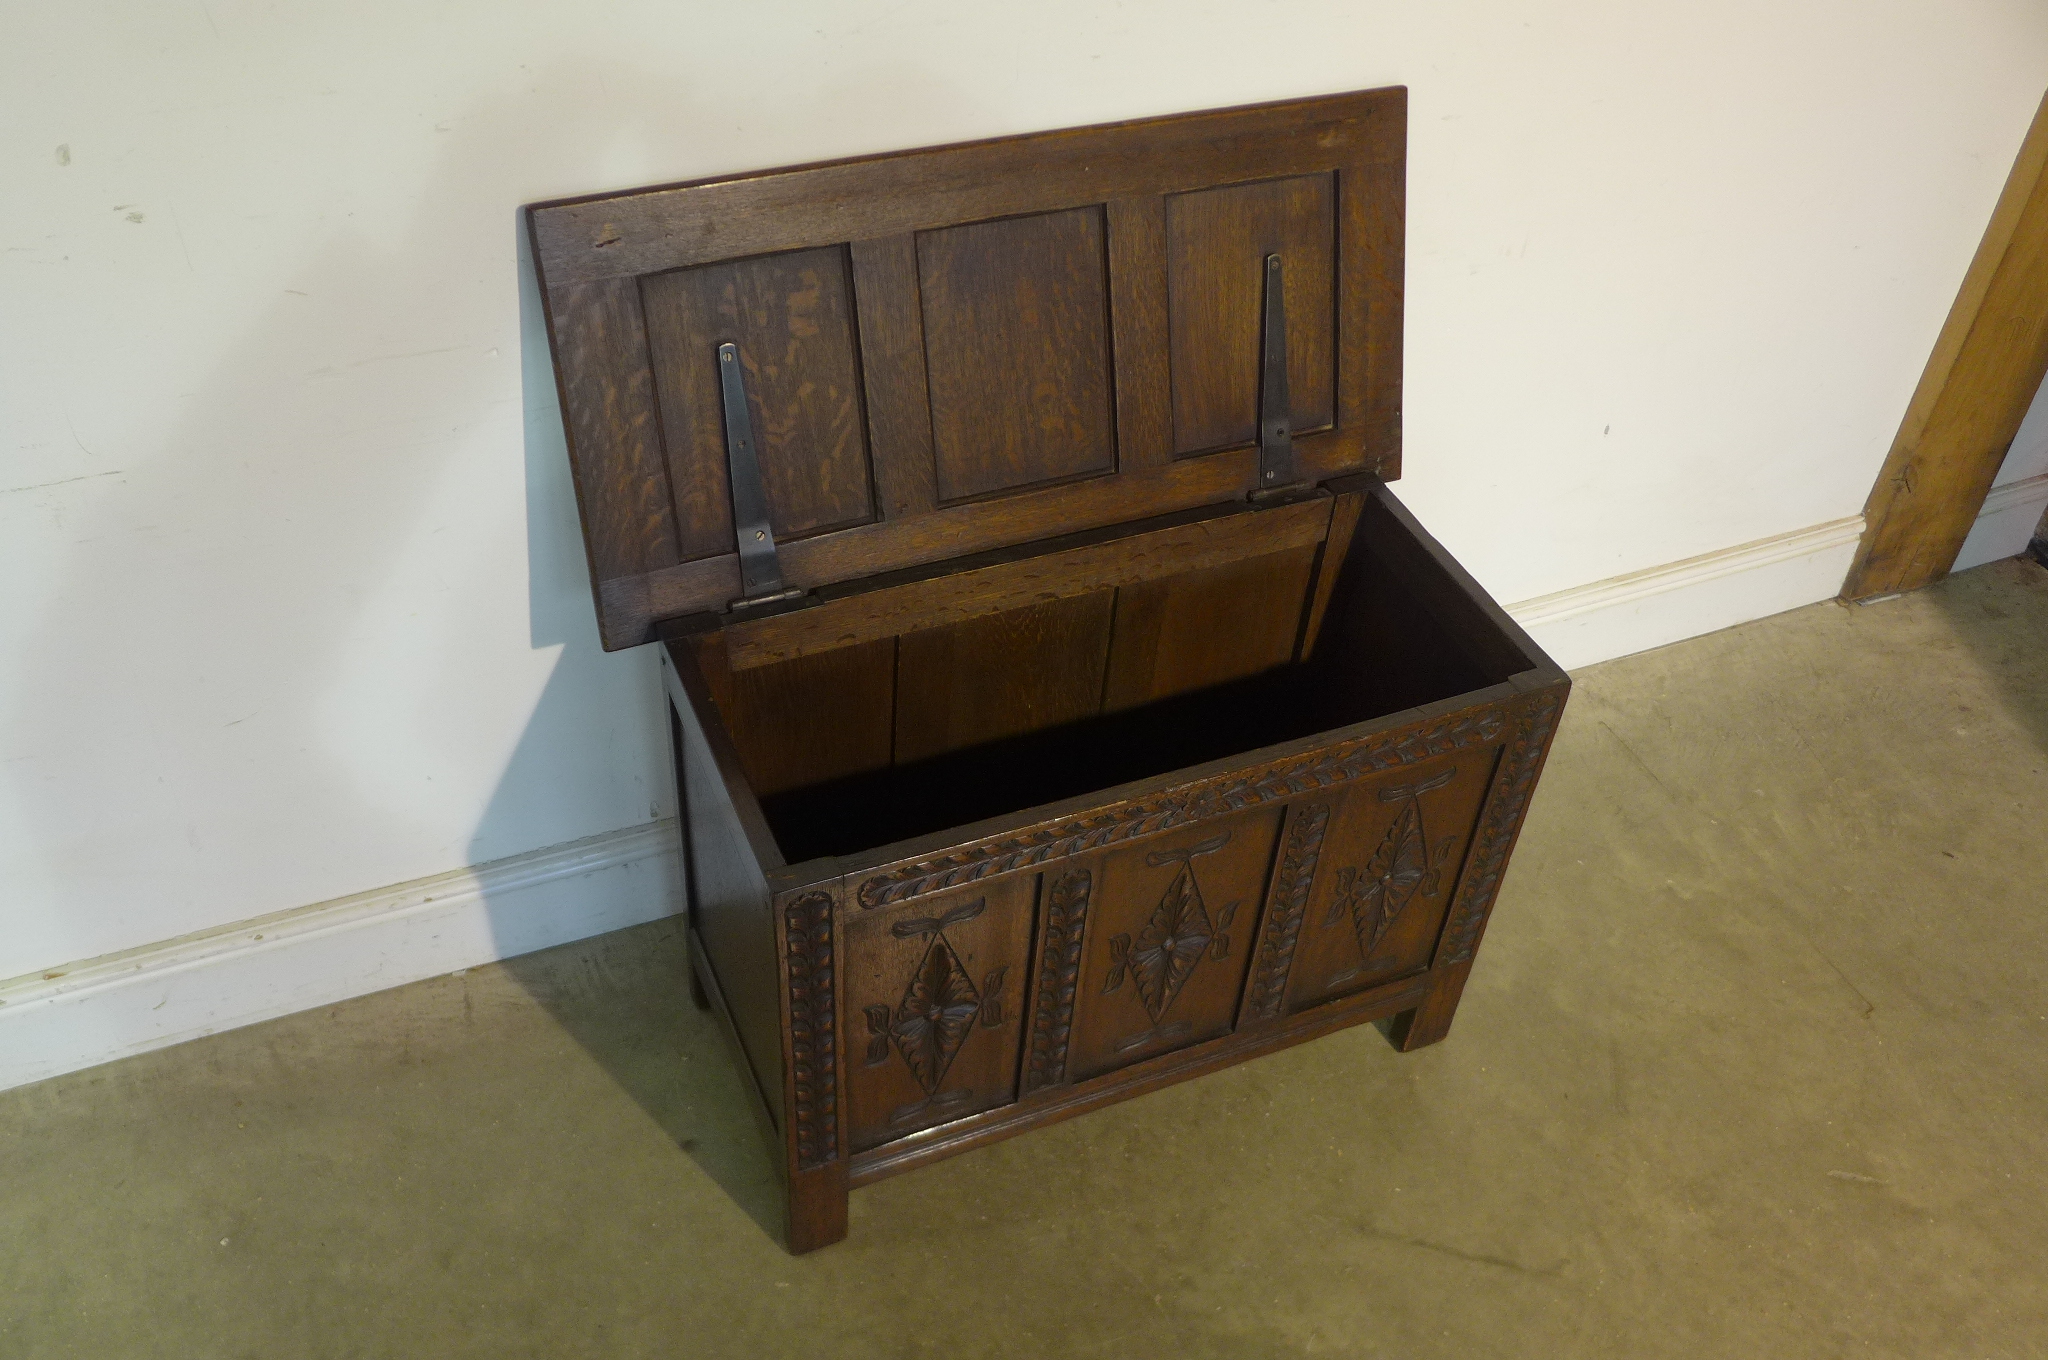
1924,555,2048,758
497,920,784,1243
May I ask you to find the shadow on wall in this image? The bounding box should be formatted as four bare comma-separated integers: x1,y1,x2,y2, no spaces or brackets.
477,68,1005,1241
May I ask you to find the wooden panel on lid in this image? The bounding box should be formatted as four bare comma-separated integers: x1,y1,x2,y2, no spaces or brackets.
641,247,874,561
916,208,1117,503
1165,174,1336,456
529,87,1407,648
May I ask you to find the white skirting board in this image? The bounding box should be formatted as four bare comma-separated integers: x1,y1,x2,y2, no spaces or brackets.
1953,471,2048,574
0,823,681,1092
1504,514,1868,672
10,496,2033,1094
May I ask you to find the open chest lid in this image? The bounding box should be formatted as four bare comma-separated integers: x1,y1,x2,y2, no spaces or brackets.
527,87,1406,650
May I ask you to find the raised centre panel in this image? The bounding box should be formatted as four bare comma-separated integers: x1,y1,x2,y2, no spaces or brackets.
640,246,876,562
1165,173,1336,456
1282,750,1498,1014
841,876,1037,1153
1066,806,1285,1082
915,207,1117,503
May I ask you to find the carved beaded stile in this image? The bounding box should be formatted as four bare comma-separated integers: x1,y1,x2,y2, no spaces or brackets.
782,891,839,1170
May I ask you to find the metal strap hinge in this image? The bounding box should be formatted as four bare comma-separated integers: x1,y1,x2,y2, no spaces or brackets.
1249,253,1309,505
717,341,809,614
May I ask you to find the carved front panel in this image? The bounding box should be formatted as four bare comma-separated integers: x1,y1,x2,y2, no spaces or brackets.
840,877,1035,1153
1065,807,1283,1082
1283,751,1498,1013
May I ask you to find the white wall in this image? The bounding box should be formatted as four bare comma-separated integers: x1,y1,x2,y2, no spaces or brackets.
5,2,2047,1029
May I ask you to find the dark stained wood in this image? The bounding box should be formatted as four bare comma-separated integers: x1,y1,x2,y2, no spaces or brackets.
916,208,1116,502
774,881,850,1251
689,631,895,797
1165,174,1336,455
1279,753,1497,1015
848,236,939,521
536,275,680,647
839,877,1037,1151
640,247,873,560
1339,155,1406,467
1298,487,1364,656
529,89,1409,647
621,435,1374,644
548,101,1569,1257
664,648,787,1134
1101,543,1319,710
851,963,1433,1188
1106,196,1173,470
892,594,1115,763
1334,478,1543,685
1064,807,1283,1081
531,89,1404,285
785,1161,849,1254
722,495,1331,670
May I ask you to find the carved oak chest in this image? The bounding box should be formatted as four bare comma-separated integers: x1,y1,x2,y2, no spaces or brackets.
527,87,1568,1252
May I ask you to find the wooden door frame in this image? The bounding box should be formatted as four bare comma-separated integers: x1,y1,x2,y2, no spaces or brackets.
1842,89,2048,601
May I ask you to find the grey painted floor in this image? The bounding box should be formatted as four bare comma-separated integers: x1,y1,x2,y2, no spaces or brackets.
6,558,2047,1359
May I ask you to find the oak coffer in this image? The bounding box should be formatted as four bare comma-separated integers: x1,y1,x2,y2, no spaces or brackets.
527,87,1568,1252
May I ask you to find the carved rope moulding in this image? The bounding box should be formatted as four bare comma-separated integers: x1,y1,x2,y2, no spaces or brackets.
857,706,1507,909
1023,867,1093,1094
1242,800,1331,1022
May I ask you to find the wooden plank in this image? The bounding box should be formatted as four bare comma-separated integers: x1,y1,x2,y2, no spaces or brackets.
537,274,681,639
1844,90,2048,599
1164,173,1336,454
722,495,1332,670
1105,196,1173,470
641,246,873,560
663,652,789,1132
530,89,1405,285
1329,473,1555,683
1101,542,1320,711
1298,487,1364,657
614,431,1364,643
917,208,1116,502
689,631,897,796
892,594,1116,762
1339,151,1405,471
848,236,938,521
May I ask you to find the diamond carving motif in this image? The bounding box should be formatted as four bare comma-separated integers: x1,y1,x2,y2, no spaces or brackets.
1324,769,1458,983
862,897,1008,1127
1103,833,1238,1052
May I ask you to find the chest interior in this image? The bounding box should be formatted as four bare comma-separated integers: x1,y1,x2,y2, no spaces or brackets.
674,488,1532,868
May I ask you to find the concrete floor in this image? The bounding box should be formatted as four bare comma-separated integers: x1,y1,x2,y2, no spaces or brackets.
6,559,2047,1359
